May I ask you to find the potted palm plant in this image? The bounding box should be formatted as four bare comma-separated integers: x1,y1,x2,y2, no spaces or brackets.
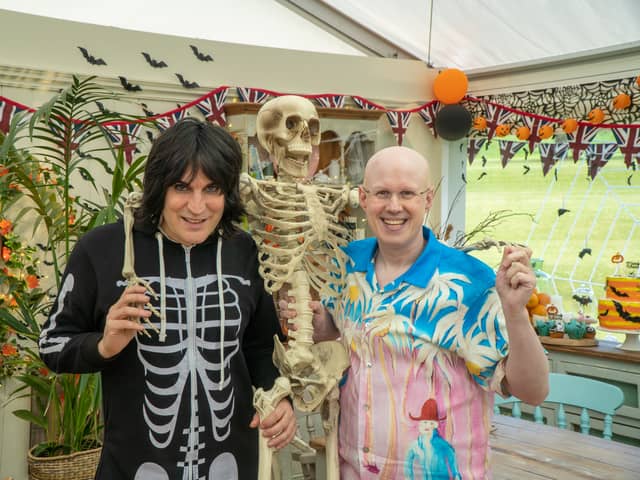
0,75,146,479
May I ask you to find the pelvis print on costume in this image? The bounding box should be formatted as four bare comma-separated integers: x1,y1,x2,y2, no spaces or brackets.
128,272,245,479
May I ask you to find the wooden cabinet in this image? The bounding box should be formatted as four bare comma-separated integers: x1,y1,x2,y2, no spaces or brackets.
543,341,640,446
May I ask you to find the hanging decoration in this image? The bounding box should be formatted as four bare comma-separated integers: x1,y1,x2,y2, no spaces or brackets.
386,111,412,145
194,86,228,126
417,101,440,137
538,143,569,176
434,104,472,141
3,72,640,181
106,122,141,165
467,138,487,165
585,143,618,180
432,68,468,104
498,140,527,168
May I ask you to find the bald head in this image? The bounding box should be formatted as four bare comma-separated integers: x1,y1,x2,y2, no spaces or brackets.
364,146,432,190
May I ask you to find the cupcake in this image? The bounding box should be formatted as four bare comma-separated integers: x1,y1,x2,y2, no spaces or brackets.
584,326,596,339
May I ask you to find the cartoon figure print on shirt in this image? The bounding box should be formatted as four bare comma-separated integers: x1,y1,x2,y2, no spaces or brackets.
404,398,461,480
130,271,245,480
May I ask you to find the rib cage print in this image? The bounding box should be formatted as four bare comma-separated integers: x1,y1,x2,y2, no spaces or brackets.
133,272,246,479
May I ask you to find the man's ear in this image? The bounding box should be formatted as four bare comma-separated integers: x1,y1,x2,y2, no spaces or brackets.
424,188,434,210
358,185,367,210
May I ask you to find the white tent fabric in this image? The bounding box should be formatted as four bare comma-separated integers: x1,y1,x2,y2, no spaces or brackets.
1,0,639,72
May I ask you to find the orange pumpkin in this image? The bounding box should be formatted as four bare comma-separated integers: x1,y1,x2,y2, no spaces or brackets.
516,126,531,140
495,124,511,137
546,305,559,316
611,252,624,264
636,75,640,88
432,68,468,105
562,118,578,134
587,108,605,124
473,116,487,131
612,93,631,110
538,124,554,139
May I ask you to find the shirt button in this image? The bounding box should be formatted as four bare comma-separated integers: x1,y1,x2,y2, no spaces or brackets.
366,362,372,368
363,447,369,453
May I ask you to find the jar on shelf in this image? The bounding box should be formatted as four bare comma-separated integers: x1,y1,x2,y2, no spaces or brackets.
572,283,595,319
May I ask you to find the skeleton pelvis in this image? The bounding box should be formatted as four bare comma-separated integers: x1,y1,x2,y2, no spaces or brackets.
273,339,349,413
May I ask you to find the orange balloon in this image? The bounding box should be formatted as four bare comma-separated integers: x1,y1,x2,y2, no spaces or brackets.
433,68,468,104
562,118,578,134
516,126,531,140
538,124,554,139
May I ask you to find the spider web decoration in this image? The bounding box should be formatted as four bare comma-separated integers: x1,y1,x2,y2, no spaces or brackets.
466,136,639,315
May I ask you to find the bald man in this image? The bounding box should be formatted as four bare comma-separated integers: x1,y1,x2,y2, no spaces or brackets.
282,146,548,479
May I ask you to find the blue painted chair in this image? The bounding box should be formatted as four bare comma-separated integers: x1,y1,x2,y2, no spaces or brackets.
494,372,624,440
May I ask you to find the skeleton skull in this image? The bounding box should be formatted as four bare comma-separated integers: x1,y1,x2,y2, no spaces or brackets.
256,95,320,182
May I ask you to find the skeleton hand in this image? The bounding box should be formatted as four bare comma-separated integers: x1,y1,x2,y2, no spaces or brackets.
98,285,150,359
250,398,297,449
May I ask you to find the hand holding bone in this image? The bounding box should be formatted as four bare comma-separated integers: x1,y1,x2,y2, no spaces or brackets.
98,285,149,359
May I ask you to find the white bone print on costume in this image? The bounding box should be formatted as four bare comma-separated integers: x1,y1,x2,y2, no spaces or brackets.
134,272,246,479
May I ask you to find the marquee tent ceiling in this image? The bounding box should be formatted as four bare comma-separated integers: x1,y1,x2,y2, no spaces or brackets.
1,0,639,74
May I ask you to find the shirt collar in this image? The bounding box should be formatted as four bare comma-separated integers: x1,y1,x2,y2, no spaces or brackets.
344,226,442,288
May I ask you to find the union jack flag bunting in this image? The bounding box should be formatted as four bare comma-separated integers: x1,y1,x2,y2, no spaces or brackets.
538,142,569,176
155,109,187,132
499,140,526,168
484,104,513,141
467,138,487,165
523,116,552,153
106,123,142,165
351,96,383,111
0,99,28,134
585,143,618,180
195,87,228,126
612,126,640,168
386,111,412,146
567,124,599,162
418,101,440,137
314,95,346,109
236,87,270,104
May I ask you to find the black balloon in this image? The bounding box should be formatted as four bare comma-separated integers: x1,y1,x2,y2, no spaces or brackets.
435,104,472,141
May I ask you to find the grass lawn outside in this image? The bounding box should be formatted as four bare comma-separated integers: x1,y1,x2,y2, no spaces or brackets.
464,134,639,342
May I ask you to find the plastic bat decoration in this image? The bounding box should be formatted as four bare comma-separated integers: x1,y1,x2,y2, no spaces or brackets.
175,73,200,89
119,76,142,92
142,52,168,68
612,300,640,323
77,46,107,65
578,247,592,259
557,208,570,216
190,45,214,62
140,103,155,117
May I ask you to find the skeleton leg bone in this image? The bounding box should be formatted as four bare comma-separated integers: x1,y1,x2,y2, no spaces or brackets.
254,376,292,480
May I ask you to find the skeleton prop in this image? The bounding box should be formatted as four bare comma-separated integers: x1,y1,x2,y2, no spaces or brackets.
242,95,351,480
122,192,165,340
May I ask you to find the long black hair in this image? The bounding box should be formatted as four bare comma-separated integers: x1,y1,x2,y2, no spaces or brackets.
137,118,245,236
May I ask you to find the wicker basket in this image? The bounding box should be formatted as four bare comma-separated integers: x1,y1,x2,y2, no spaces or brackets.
27,446,101,480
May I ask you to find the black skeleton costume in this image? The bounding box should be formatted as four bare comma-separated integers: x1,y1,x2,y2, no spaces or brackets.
39,219,282,480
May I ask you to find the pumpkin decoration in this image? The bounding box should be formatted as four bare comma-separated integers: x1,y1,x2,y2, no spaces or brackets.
473,116,487,131
538,124,554,140
587,108,605,124
432,68,468,105
516,126,531,140
546,305,559,316
611,252,624,264
636,75,640,88
495,124,511,137
612,93,631,110
562,118,578,134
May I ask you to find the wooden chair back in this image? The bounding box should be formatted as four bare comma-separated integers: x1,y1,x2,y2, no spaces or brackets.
494,372,624,440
